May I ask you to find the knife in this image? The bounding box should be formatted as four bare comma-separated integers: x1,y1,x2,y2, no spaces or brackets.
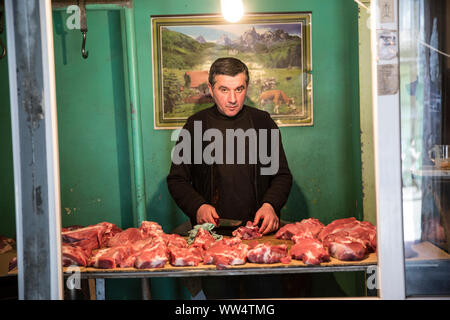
217,218,243,228
213,218,243,236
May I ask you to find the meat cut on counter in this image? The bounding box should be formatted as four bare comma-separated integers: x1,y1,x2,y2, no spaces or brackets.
281,217,377,263
290,239,330,265
232,221,263,240
247,242,290,264
203,237,249,270
0,235,15,254
318,217,377,261
275,218,324,240
4,216,376,272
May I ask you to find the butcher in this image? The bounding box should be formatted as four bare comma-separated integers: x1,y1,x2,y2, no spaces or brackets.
167,57,292,299
167,57,293,236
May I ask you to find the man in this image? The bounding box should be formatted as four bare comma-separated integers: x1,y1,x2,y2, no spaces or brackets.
167,57,292,235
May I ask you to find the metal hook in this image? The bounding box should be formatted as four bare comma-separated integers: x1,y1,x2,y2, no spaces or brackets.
79,0,88,59
81,30,88,59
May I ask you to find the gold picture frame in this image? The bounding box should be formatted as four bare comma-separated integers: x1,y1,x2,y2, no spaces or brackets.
151,12,313,129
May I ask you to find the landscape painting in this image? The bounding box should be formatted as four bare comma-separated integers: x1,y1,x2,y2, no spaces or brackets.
151,13,312,129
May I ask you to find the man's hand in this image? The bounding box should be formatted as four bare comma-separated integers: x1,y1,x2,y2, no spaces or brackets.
196,204,219,226
253,203,279,235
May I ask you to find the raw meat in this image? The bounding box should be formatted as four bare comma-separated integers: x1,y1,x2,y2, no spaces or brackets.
290,239,330,265
119,253,140,268
118,238,158,268
220,237,243,246
280,255,292,264
203,238,249,269
134,241,168,269
317,218,377,261
191,228,217,251
247,242,289,264
168,246,203,267
0,235,15,254
62,244,89,267
62,222,121,249
275,218,324,240
163,233,188,248
232,221,262,240
139,221,164,238
129,238,156,253
274,223,302,240
318,217,358,243
328,236,367,261
94,222,123,247
88,246,129,269
319,218,377,252
107,228,144,247
62,224,103,244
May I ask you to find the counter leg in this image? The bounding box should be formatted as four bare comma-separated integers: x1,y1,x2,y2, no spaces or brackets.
141,278,151,300
96,278,105,300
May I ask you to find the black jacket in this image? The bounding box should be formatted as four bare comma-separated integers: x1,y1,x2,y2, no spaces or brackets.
167,105,292,226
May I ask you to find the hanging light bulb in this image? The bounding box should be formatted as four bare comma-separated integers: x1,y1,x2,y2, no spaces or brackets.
221,0,244,23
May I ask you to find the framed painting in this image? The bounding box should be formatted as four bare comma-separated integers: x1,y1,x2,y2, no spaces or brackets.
151,12,312,129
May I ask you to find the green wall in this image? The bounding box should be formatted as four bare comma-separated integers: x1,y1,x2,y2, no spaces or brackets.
0,0,365,299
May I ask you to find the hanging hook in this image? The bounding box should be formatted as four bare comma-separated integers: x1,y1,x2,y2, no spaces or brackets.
79,0,88,59
81,30,88,59
0,12,6,59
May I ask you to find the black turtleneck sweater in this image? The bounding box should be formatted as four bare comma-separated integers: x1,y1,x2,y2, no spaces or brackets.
208,106,257,222
167,104,293,227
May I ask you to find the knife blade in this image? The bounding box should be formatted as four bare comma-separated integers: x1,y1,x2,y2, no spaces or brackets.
218,218,243,227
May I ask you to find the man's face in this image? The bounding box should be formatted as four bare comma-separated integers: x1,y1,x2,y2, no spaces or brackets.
208,72,248,117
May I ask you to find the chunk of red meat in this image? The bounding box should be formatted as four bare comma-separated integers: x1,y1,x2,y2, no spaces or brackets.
317,217,358,242
119,253,139,268
274,223,302,240
168,246,203,267
290,239,330,265
61,222,121,249
191,228,216,251
280,255,292,264
139,221,164,238
134,241,168,269
203,238,249,269
220,237,242,247
163,233,188,248
328,236,368,261
275,218,324,240
247,242,288,264
319,218,377,253
107,228,144,247
88,246,129,269
232,221,262,240
0,235,14,254
70,238,99,257
128,238,155,253
95,222,123,247
117,238,161,268
62,244,89,267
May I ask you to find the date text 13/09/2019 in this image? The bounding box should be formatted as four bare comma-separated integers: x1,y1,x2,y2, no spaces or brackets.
174,304,276,317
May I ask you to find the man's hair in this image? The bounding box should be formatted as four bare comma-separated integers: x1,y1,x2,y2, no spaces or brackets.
208,57,249,87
